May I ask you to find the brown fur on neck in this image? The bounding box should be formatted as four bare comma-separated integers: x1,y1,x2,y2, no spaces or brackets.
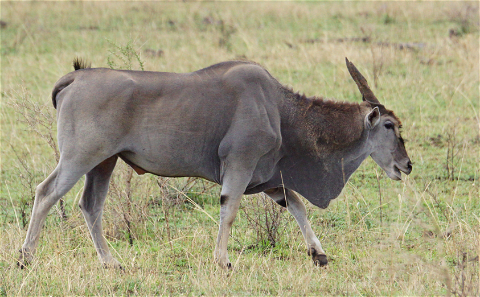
281,87,371,155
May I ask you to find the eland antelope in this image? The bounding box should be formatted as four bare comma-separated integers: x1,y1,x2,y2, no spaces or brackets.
18,58,412,269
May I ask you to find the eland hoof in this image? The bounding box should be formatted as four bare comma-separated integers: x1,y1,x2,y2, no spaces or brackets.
18,248,33,269
101,257,124,270
308,247,328,266
218,261,233,270
17,259,28,269
313,254,328,266
214,257,233,270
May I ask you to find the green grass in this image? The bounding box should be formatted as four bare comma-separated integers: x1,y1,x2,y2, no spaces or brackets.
1,1,479,295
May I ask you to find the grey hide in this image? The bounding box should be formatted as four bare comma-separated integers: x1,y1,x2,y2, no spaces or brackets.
19,59,412,269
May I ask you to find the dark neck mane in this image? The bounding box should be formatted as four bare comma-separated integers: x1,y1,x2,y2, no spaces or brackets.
281,87,367,155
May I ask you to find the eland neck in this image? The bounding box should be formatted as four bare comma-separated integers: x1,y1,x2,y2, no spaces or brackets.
275,88,375,208
279,87,372,160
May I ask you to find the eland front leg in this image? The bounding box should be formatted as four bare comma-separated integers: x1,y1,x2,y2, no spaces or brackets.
265,187,328,266
214,162,257,269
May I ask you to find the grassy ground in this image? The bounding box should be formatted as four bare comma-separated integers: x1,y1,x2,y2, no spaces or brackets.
1,1,479,295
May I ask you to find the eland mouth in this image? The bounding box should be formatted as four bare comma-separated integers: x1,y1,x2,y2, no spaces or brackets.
391,161,412,180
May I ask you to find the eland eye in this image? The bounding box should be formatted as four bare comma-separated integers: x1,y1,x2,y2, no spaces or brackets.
384,122,394,129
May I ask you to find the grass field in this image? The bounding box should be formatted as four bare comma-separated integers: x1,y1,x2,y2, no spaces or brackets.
1,1,479,295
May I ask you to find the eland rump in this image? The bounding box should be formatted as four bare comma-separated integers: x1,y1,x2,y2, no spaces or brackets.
18,58,411,269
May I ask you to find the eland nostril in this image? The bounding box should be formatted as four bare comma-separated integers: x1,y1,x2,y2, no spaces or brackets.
407,161,413,172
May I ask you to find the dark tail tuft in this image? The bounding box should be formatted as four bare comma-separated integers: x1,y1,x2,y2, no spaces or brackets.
73,57,91,70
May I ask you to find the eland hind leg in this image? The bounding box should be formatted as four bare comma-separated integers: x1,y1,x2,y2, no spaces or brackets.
265,187,328,266
18,157,98,268
78,155,121,268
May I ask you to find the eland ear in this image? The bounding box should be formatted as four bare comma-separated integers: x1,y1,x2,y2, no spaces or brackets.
365,107,381,129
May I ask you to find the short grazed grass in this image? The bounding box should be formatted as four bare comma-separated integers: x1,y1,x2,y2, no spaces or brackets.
1,2,479,295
